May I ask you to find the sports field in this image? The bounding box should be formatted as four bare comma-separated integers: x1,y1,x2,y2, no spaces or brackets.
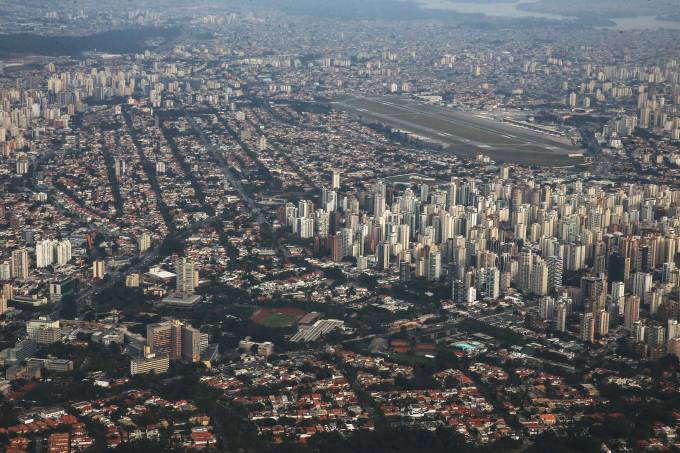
332,95,583,165
251,307,307,328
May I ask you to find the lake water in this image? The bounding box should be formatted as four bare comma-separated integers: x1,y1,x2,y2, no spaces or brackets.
418,0,680,30
419,0,566,20
605,16,680,31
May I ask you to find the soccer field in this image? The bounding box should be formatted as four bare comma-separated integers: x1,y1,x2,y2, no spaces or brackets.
251,307,307,328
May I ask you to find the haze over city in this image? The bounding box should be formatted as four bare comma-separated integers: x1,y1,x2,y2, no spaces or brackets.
1,0,680,452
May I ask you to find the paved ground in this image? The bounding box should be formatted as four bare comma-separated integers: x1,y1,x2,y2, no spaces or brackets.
332,95,583,165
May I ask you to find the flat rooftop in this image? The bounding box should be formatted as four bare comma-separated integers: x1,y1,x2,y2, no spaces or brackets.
161,294,202,308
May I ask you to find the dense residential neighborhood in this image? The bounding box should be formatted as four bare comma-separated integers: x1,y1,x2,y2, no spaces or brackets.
2,0,680,452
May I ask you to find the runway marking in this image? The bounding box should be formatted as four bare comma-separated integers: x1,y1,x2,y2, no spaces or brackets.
337,96,578,159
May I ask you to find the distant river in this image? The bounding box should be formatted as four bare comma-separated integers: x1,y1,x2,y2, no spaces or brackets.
418,0,680,30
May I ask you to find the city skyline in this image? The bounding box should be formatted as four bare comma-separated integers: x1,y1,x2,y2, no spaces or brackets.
0,1,680,452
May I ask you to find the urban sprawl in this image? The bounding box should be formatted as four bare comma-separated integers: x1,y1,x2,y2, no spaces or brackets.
1,1,680,452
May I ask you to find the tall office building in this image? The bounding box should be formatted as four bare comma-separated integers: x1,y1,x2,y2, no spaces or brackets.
341,228,354,258
315,210,329,238
632,272,652,304
398,224,410,251
131,353,170,376
531,260,549,296
568,91,578,108
611,281,626,307
298,200,314,219
126,273,140,288
376,241,390,271
181,324,202,362
607,252,626,284
330,234,343,262
0,261,10,280
176,257,196,296
114,158,126,177
539,296,555,320
426,246,441,281
373,193,386,219
499,164,510,180
581,274,607,313
55,240,72,266
399,261,411,282
555,302,568,332
596,310,609,337
452,279,465,304
146,322,179,359
624,295,640,330
2,283,12,301
138,232,151,253
580,313,595,343
485,267,500,299
147,320,202,362
321,188,337,213
92,259,106,280
547,255,563,292
662,262,678,285
647,325,665,348
632,320,646,343
297,217,315,239
668,320,680,349
35,239,55,268
331,170,341,190
446,180,458,208
27,317,61,344
258,135,267,151
16,154,30,175
518,248,532,293
11,249,29,280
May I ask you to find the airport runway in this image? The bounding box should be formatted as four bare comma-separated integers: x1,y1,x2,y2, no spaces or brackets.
332,95,582,165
